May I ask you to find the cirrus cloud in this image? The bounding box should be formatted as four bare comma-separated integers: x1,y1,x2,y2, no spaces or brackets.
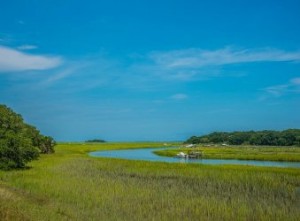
263,77,300,97
149,47,300,69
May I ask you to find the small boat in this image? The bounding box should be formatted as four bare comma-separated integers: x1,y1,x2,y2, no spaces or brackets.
176,151,202,159
176,152,187,158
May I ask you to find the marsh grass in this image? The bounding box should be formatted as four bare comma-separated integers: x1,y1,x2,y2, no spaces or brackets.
0,143,300,220
154,145,300,162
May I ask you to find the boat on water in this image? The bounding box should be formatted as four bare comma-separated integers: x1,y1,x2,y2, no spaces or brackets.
176,151,202,159
176,152,187,158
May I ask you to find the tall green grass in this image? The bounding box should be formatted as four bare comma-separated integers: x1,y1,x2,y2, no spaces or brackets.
154,145,300,161
1,143,300,220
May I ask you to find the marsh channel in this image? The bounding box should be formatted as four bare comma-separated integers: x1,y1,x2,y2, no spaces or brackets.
89,147,300,168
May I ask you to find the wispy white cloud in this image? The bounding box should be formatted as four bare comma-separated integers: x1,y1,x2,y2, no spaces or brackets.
264,85,290,96
41,68,77,86
263,77,300,97
170,93,188,100
38,62,91,88
150,47,300,69
17,44,38,50
127,47,300,82
0,45,62,72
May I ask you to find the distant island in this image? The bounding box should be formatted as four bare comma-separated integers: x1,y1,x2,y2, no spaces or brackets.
85,139,106,143
185,129,300,146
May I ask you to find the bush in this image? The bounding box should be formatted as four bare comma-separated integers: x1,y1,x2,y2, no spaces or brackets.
0,104,55,170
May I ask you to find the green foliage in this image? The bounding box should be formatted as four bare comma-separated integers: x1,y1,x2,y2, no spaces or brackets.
186,129,300,146
0,104,55,169
0,134,39,170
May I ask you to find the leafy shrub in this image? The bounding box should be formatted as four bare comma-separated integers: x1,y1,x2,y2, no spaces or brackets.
0,104,55,169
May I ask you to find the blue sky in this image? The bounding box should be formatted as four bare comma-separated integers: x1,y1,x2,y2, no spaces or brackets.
0,0,300,141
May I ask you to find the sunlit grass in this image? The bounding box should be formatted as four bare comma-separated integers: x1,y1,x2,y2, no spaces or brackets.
1,143,300,220
154,145,300,162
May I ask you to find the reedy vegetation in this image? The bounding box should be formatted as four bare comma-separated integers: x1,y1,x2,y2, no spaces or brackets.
154,145,300,162
0,143,300,221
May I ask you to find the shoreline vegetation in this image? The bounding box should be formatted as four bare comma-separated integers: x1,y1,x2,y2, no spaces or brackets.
1,142,300,220
185,129,300,146
153,145,300,162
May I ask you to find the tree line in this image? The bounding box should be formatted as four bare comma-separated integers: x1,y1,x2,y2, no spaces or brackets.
85,139,106,143
185,129,300,146
0,104,55,170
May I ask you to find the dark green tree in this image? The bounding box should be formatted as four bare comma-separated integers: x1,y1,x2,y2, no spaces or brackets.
185,129,300,146
0,104,55,170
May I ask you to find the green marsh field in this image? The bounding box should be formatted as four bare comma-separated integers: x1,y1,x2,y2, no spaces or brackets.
154,145,300,162
1,143,300,221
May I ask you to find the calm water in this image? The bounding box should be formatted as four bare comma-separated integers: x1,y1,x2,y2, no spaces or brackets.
89,147,300,168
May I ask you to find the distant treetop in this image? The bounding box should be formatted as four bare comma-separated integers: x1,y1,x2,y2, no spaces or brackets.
185,129,300,146
85,139,106,143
